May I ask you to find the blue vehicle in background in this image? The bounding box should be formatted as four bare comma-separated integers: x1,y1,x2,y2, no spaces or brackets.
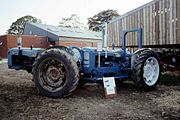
8,24,161,98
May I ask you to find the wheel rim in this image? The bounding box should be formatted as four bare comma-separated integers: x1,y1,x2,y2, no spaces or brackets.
143,57,160,86
38,58,67,92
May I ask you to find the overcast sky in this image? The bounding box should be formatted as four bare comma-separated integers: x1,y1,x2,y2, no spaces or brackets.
0,0,153,35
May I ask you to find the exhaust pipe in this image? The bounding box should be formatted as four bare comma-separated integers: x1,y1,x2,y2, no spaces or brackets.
17,33,22,49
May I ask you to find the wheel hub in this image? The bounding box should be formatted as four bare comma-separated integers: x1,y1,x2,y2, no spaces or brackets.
144,64,153,78
46,66,62,81
143,57,160,86
39,58,67,92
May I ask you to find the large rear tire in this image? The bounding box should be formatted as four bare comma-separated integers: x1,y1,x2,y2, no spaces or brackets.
131,49,161,91
32,48,79,98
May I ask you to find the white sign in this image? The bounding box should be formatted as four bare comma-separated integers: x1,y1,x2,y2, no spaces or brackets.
103,77,116,95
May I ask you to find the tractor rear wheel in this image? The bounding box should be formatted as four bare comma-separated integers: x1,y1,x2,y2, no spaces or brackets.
32,48,79,98
131,49,161,91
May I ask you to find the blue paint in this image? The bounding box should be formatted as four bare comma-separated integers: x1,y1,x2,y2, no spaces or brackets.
122,28,143,56
8,28,143,81
8,48,44,71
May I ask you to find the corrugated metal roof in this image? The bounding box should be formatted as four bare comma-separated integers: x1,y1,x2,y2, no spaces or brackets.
24,22,102,40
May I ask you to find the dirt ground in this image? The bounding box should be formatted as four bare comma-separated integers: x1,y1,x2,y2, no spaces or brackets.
0,64,180,120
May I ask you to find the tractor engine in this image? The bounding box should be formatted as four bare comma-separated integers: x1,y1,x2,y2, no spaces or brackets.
70,47,132,81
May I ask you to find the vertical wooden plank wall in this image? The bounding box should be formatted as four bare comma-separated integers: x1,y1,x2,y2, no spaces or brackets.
173,0,176,44
107,0,178,47
177,0,180,44
152,3,156,45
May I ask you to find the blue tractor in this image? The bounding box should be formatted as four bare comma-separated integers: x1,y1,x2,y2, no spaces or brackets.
8,26,161,98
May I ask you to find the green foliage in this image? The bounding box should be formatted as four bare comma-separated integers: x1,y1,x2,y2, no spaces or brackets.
88,9,119,31
160,72,180,86
7,15,41,35
59,14,87,29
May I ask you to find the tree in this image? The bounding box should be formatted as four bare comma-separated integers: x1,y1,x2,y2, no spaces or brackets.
88,9,119,31
8,15,41,35
59,14,87,30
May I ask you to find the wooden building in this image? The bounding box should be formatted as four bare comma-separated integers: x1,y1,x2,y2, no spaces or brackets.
107,0,180,48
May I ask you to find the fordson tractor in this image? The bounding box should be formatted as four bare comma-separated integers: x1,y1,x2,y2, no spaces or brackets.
8,23,161,98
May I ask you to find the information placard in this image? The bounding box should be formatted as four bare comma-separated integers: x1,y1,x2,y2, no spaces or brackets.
103,77,117,98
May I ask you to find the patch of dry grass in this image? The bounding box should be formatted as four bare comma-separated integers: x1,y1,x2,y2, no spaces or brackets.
153,90,180,111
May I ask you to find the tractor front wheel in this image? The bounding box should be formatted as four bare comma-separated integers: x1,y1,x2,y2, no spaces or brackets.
32,48,79,98
131,49,161,91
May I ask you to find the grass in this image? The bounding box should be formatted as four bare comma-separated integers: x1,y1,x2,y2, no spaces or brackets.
160,72,180,86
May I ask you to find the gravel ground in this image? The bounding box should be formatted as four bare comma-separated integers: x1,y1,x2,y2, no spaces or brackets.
0,64,179,120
